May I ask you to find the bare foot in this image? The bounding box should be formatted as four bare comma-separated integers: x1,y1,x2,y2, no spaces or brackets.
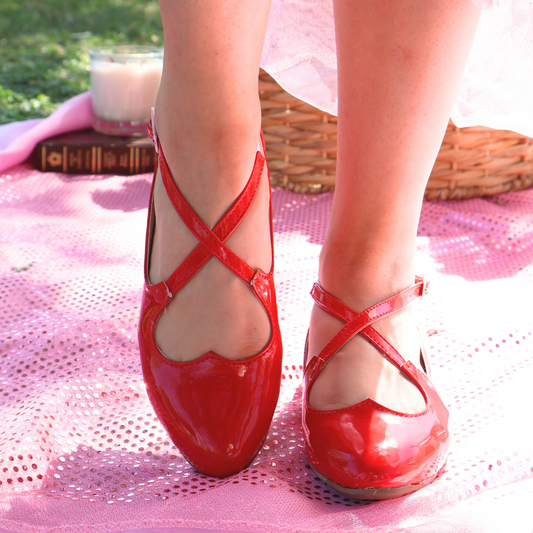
307,283,427,414
148,142,272,362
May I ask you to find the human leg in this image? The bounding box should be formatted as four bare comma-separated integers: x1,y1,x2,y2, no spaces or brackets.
302,0,482,498
138,0,282,478
307,0,482,413
151,0,273,361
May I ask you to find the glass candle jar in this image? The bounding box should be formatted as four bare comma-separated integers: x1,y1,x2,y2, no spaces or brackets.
89,46,163,136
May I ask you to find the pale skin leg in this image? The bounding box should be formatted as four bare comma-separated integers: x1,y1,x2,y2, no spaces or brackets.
150,0,273,361
150,0,482,412
307,0,482,412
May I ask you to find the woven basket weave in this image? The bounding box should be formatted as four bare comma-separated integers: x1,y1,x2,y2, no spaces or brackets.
259,70,533,200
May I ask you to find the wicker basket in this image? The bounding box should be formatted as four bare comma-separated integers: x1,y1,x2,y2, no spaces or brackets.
259,70,533,200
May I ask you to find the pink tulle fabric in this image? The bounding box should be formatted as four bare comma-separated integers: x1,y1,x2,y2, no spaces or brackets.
1,163,533,532
1,2,532,531
262,0,533,137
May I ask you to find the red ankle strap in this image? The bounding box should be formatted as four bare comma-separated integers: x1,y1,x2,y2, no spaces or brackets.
148,109,159,153
305,278,428,385
147,116,267,296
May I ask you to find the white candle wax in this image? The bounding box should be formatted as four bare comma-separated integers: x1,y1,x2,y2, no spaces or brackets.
90,60,162,122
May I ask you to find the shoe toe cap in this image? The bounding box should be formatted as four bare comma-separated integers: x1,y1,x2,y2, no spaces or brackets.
142,348,282,478
304,399,449,490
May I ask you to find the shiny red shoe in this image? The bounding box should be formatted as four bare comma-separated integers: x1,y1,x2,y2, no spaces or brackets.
138,118,282,478
303,279,450,499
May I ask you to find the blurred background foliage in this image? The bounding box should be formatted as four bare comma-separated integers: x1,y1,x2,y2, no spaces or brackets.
0,0,163,124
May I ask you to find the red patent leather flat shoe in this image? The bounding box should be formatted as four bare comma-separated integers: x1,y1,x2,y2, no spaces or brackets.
303,278,450,499
138,115,282,478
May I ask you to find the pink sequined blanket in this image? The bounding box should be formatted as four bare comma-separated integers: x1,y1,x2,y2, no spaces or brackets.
0,165,532,533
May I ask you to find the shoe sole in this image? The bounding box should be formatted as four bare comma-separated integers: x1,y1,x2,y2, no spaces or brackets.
311,463,447,501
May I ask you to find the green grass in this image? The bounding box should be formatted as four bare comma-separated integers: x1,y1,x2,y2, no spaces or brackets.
0,0,163,124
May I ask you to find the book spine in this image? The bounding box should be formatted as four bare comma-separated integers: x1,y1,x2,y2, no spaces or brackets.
35,144,155,175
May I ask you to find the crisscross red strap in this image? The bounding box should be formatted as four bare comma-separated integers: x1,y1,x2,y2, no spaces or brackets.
147,119,265,296
305,278,429,385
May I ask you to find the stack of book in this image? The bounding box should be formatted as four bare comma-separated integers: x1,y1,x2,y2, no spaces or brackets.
31,128,156,175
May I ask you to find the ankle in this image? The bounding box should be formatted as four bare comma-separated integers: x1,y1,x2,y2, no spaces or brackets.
154,124,263,227
318,238,416,311
153,87,263,225
154,82,262,169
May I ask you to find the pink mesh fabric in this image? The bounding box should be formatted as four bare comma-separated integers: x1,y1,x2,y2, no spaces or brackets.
1,165,533,533
262,0,533,138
